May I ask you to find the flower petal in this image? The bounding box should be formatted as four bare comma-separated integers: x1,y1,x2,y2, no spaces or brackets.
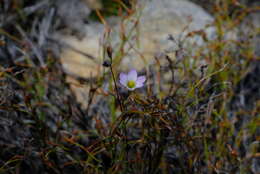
135,81,144,88
136,76,146,84
126,86,136,91
119,73,127,86
127,69,137,81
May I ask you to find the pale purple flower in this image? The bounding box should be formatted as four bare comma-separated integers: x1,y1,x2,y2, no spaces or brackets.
119,69,146,91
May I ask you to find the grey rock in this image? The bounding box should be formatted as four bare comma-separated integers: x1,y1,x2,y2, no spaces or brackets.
240,1,260,57
56,0,215,108
56,0,91,37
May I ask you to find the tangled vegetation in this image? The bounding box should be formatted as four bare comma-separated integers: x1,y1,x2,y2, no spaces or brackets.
0,0,259,173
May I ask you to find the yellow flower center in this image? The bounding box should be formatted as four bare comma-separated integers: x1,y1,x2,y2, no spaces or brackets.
127,80,136,88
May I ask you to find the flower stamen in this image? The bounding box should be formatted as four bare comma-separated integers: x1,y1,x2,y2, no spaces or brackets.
127,80,136,89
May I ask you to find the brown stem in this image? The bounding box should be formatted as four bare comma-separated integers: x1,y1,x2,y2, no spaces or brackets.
110,66,123,112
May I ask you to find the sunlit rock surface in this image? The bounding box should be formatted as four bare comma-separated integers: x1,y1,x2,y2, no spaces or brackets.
58,0,214,77
55,0,214,107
